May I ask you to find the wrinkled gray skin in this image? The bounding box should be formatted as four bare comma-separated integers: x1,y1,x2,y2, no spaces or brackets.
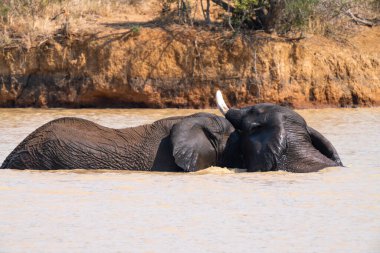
1,113,241,171
225,104,343,172
1,104,342,172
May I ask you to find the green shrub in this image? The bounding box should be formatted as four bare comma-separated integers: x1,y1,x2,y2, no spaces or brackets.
234,0,260,11
230,0,267,29
131,25,141,35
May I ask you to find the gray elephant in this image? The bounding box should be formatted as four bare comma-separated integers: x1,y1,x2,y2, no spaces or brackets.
1,91,342,172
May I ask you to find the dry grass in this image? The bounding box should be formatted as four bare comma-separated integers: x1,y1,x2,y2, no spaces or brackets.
0,0,378,48
312,0,380,37
0,0,154,48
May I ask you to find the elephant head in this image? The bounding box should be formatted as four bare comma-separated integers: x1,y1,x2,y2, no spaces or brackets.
216,91,343,172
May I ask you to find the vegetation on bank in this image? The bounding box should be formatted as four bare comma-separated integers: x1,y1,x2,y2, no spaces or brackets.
170,0,379,35
0,0,379,49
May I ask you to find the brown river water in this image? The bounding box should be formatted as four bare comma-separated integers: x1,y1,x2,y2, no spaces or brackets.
0,108,379,252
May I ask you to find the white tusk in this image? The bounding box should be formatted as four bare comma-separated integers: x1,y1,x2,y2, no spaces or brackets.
216,90,230,115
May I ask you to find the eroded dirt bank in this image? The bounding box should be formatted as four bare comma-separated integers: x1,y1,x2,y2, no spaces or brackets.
0,26,379,108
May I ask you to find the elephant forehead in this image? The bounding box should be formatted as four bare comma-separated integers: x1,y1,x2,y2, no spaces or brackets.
253,104,287,113
244,104,303,121
238,104,280,116
241,106,280,121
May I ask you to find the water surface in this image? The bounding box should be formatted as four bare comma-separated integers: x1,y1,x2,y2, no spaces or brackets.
0,108,379,253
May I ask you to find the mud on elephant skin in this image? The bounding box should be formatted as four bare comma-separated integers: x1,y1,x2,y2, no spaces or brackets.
1,91,342,172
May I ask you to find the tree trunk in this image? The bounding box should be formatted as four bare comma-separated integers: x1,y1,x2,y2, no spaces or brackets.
210,0,236,13
206,0,211,24
262,0,284,32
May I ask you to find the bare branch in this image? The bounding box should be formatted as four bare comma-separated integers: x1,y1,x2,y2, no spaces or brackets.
345,10,374,27
211,0,236,13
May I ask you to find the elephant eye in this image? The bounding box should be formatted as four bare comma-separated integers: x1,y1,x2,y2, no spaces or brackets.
249,123,262,132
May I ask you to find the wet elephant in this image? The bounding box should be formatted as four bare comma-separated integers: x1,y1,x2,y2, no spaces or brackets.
216,91,343,172
0,112,241,171
1,91,342,172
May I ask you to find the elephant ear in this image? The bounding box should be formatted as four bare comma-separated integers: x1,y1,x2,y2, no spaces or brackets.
307,126,343,166
171,116,228,172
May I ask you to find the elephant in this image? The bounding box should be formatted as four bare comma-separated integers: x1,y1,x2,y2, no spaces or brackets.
1,91,342,172
0,112,241,171
215,91,343,172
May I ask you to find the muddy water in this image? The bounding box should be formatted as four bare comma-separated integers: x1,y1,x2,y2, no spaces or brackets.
0,108,379,253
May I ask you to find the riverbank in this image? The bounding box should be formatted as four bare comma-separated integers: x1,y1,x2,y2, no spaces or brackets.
0,24,379,108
